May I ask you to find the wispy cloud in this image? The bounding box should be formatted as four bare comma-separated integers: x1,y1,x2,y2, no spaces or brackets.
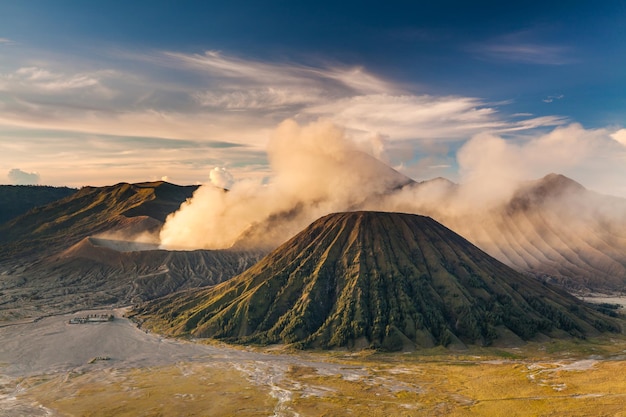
0,128,267,187
476,43,573,65
303,94,504,141
193,87,323,110
469,30,575,65
498,115,568,131
0,66,114,99
543,94,564,103
0,45,589,187
10,66,101,90
0,38,15,45
163,50,394,95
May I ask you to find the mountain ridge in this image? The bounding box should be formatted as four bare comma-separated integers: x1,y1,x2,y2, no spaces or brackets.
0,185,77,225
0,181,198,260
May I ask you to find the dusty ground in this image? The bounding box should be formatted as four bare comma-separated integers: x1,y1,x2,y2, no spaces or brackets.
1,309,626,416
578,294,626,309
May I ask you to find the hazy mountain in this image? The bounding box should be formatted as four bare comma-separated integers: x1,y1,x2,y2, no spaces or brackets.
426,174,626,292
0,185,77,225
132,212,619,351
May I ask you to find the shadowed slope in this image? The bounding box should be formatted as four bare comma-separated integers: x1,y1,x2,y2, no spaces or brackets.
0,185,77,224
133,212,620,351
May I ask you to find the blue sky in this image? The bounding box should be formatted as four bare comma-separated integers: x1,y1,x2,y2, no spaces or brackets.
1,1,625,195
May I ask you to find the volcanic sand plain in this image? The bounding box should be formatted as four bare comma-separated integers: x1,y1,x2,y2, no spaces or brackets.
2,306,626,416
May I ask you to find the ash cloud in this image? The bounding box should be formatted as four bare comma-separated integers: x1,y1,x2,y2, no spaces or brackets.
8,168,40,185
159,120,626,254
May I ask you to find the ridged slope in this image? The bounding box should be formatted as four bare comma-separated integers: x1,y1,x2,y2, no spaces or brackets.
55,237,264,300
435,175,626,292
133,212,620,350
0,236,263,319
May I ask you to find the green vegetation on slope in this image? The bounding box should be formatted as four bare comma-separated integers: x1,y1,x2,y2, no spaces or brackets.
132,212,621,351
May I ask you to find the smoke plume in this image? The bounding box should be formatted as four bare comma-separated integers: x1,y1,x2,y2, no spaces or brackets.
159,119,410,249
159,120,626,266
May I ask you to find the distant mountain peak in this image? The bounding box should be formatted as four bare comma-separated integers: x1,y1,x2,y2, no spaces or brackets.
419,176,457,186
507,173,586,214
536,173,585,192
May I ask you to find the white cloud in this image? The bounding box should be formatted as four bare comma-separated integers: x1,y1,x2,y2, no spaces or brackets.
209,167,234,189
542,94,564,103
0,49,565,151
163,50,394,95
457,124,626,198
8,168,40,185
497,115,568,132
611,129,626,147
304,94,503,141
194,87,323,110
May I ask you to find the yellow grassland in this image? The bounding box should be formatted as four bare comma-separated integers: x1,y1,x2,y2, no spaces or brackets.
18,336,626,417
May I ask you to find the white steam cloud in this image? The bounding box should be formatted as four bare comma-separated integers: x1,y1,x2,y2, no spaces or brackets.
160,120,626,257
458,123,626,200
159,119,410,250
209,167,234,189
8,168,40,185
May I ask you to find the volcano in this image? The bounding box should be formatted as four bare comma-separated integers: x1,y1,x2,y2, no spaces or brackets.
132,211,620,351
0,181,264,320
